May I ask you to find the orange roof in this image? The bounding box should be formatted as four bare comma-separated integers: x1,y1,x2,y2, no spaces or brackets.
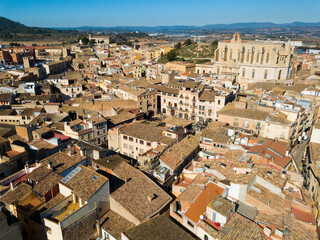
291,206,314,224
247,140,292,168
184,182,225,224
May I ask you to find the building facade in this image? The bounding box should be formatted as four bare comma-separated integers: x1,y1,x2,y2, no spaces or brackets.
214,33,294,88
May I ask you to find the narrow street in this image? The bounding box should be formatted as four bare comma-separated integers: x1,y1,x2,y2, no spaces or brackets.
290,131,311,173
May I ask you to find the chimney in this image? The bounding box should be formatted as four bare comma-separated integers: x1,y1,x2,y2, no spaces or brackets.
80,148,85,157
96,219,101,236
24,162,30,174
47,160,53,169
10,180,14,190
147,193,157,202
67,150,73,156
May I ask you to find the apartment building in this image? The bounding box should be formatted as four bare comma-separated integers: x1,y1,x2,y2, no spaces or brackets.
42,165,109,240
118,121,176,159
218,101,305,147
199,121,232,154
56,78,83,100
63,119,94,142
0,147,88,240
43,60,68,75
159,79,234,122
113,85,158,113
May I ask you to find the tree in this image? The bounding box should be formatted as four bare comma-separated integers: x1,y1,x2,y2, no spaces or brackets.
183,39,192,46
174,42,182,49
212,40,219,46
89,39,96,45
77,35,89,45
167,50,177,61
9,42,20,47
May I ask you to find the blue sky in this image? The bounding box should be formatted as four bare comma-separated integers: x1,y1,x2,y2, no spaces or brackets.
1,0,320,27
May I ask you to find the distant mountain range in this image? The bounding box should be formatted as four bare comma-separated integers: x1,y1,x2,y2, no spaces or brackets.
52,22,320,33
1,16,320,40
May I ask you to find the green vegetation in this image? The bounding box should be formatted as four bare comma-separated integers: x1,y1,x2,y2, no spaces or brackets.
158,40,218,64
194,59,211,64
109,32,149,45
174,42,182,49
158,49,178,63
9,42,21,47
77,35,89,44
183,38,192,46
158,55,170,64
167,50,178,61
178,41,218,59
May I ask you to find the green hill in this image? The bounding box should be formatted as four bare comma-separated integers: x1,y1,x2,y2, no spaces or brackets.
0,17,78,41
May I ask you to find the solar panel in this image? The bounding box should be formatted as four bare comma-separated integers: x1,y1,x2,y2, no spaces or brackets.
61,166,82,183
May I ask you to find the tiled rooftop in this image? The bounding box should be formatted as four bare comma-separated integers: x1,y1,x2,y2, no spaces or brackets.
184,182,225,224
123,215,196,240
111,162,172,222
61,165,108,201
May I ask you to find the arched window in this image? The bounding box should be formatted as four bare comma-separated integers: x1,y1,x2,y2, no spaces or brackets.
252,69,255,79
266,52,270,63
264,70,268,79
256,52,260,63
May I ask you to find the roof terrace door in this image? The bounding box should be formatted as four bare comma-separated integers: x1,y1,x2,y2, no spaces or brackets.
212,211,216,222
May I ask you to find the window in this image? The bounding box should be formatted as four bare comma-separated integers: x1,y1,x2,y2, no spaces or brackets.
264,70,268,80
147,142,151,147
252,69,255,79
140,140,144,145
129,137,133,142
266,52,270,63
46,226,52,234
256,52,260,63
129,145,133,150
242,68,245,77
123,143,128,149
187,221,194,228
123,135,128,140
247,52,250,62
